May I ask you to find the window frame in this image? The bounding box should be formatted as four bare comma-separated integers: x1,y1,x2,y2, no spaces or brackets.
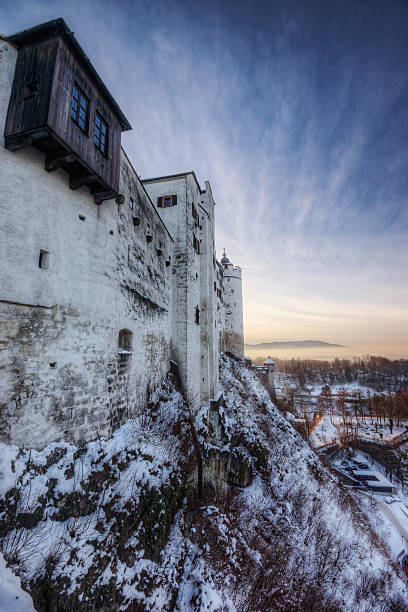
118,329,133,354
94,111,109,156
157,195,177,208
38,250,50,270
71,83,89,134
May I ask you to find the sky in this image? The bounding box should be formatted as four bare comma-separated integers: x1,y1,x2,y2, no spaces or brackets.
1,0,407,357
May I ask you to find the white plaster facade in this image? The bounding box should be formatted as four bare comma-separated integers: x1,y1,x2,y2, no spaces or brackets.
0,23,244,448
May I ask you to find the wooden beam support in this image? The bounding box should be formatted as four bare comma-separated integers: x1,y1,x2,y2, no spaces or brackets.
45,152,78,172
94,190,116,205
69,173,98,190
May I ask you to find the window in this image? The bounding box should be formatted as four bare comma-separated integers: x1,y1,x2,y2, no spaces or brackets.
193,234,200,254
24,81,38,99
129,198,134,209
195,306,200,325
192,203,199,223
118,329,133,353
71,84,89,132
157,195,177,208
39,250,49,270
94,112,109,154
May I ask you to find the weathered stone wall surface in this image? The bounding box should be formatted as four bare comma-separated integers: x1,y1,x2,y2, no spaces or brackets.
0,39,173,448
200,182,219,400
143,174,245,408
216,262,225,353
143,176,203,410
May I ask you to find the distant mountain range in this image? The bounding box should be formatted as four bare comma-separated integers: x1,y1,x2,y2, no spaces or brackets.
244,340,347,349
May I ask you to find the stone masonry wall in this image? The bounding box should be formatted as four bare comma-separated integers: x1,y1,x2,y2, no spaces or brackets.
143,176,203,410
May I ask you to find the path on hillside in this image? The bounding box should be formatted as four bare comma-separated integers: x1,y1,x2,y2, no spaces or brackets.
358,491,408,559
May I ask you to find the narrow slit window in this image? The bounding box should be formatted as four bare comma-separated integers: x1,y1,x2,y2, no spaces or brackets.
71,84,89,132
193,234,200,254
118,329,133,354
195,306,200,325
94,112,109,155
129,198,134,209
39,250,49,269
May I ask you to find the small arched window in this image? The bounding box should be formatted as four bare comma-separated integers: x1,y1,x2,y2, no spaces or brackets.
118,329,133,354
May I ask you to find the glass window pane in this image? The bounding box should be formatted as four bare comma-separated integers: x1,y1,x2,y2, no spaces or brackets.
94,114,108,153
71,85,89,131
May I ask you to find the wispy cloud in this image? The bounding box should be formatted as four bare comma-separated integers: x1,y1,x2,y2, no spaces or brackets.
1,0,407,355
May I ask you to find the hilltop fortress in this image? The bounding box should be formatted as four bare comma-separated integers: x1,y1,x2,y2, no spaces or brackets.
0,19,244,448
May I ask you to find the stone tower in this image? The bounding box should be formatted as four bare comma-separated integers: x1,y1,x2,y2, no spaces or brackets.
221,250,244,358
263,356,276,401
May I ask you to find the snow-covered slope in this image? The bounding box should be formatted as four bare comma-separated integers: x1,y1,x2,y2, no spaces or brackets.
0,552,34,611
0,357,407,611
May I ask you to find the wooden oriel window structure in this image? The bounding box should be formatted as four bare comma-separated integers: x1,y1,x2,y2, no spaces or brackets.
157,195,177,208
94,112,109,155
4,19,132,204
71,84,89,132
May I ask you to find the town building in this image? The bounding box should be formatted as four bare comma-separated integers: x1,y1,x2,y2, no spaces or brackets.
0,19,244,448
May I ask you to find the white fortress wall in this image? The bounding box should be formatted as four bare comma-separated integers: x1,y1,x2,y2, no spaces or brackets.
0,19,245,450
0,39,173,448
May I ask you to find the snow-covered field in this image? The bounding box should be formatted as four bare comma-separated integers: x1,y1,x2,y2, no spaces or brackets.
0,553,34,611
310,415,408,448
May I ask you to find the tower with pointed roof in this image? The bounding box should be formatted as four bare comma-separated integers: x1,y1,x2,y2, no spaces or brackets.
221,250,244,358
